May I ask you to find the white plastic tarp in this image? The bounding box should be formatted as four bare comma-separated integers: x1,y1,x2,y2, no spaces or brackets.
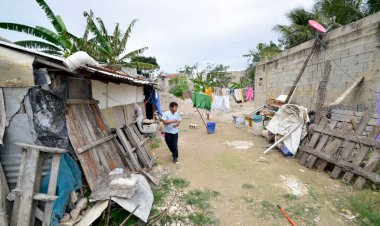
266,104,309,155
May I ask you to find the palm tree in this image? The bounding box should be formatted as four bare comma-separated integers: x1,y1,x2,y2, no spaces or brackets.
0,0,83,56
314,0,367,26
83,11,158,70
273,8,317,49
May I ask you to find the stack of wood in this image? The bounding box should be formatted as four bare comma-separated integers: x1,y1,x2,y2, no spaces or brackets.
299,108,379,189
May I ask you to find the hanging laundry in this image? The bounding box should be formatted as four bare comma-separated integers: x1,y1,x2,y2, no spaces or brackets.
234,89,243,102
245,87,254,102
212,88,230,112
192,92,212,111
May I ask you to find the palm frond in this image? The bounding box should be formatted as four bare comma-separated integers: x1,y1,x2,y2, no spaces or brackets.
36,0,67,35
40,49,63,56
14,40,62,51
118,47,148,61
0,23,63,47
96,17,109,39
84,12,112,54
119,19,138,53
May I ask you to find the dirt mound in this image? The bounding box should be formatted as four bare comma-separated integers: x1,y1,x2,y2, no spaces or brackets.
160,92,194,114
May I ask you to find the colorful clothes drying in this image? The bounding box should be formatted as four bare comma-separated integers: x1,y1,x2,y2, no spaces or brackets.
192,92,212,111
245,87,254,101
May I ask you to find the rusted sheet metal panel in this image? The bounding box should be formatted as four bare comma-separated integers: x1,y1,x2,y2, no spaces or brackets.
0,46,35,87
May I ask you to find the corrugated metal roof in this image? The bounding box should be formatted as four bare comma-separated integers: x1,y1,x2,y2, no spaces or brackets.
0,40,155,86
81,65,153,85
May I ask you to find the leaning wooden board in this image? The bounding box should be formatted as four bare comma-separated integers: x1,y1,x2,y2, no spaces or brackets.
66,101,126,190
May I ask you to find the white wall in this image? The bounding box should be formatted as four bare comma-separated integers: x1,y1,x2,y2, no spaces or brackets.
92,80,144,109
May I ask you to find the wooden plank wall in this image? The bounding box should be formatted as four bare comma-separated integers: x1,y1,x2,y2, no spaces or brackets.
66,103,126,190
101,102,146,129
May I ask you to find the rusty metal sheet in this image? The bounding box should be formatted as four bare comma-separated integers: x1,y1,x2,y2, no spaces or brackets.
0,46,35,87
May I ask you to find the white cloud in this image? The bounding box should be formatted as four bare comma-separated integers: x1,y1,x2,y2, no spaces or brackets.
0,0,315,72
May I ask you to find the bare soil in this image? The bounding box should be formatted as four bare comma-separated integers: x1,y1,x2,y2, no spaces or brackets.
152,102,365,226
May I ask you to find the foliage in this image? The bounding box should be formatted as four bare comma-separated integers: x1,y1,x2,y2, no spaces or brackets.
150,137,161,149
348,190,380,226
169,76,188,98
190,64,231,92
130,56,160,77
273,8,317,49
243,41,281,84
0,0,83,56
274,1,380,49
184,189,220,210
83,11,156,70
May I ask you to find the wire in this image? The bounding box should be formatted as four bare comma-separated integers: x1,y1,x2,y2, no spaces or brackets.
323,47,380,95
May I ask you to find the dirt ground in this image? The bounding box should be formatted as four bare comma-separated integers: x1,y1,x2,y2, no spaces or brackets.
151,101,372,226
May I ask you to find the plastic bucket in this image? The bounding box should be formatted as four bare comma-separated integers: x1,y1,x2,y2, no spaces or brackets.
207,122,216,134
235,116,245,128
252,115,263,123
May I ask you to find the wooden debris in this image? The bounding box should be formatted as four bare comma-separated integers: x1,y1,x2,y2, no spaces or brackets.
65,102,126,190
298,111,380,189
75,200,108,226
10,143,67,226
329,76,364,107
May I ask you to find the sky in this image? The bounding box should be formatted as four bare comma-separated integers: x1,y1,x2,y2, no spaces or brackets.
0,0,315,72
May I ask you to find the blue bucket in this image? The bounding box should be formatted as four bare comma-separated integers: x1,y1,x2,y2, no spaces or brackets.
252,115,263,123
207,122,216,134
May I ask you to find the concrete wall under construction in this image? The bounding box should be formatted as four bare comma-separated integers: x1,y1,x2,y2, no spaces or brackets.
254,11,380,112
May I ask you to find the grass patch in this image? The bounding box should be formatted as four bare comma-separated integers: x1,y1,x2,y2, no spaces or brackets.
243,196,254,204
348,191,380,226
308,187,319,200
242,183,254,189
150,138,161,149
184,189,219,210
188,213,218,225
283,194,299,201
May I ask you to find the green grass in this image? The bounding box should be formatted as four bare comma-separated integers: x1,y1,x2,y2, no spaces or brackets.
93,206,141,226
283,193,299,201
150,138,161,149
348,191,380,226
188,213,218,225
184,190,219,210
308,187,319,200
243,196,254,204
242,183,254,189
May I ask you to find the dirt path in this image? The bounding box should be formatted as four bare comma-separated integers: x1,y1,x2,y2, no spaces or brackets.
152,114,360,226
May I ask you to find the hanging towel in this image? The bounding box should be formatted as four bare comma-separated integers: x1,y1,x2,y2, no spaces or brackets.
234,89,243,102
192,92,212,111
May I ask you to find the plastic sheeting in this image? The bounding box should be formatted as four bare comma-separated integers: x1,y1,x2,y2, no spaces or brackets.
266,104,309,156
41,153,82,226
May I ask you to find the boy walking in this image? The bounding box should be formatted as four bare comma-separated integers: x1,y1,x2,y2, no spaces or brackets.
162,102,181,164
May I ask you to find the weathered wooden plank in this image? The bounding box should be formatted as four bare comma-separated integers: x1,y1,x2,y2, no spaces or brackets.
11,189,58,202
113,105,126,128
77,134,117,154
115,128,141,170
17,148,40,226
329,76,364,107
43,153,61,226
330,112,372,179
304,120,337,168
66,103,126,190
30,150,45,226
312,127,380,148
302,147,380,184
299,118,329,165
67,99,100,105
131,124,154,168
0,88,5,145
123,124,153,168
342,126,380,184
15,143,67,154
10,149,27,226
315,138,344,171
354,150,380,189
0,158,9,226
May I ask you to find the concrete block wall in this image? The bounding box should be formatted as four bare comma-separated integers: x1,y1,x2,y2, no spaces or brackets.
254,11,380,112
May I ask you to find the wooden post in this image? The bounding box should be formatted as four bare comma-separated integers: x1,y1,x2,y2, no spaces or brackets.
329,76,364,107
285,39,318,103
315,61,332,123
43,153,62,226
